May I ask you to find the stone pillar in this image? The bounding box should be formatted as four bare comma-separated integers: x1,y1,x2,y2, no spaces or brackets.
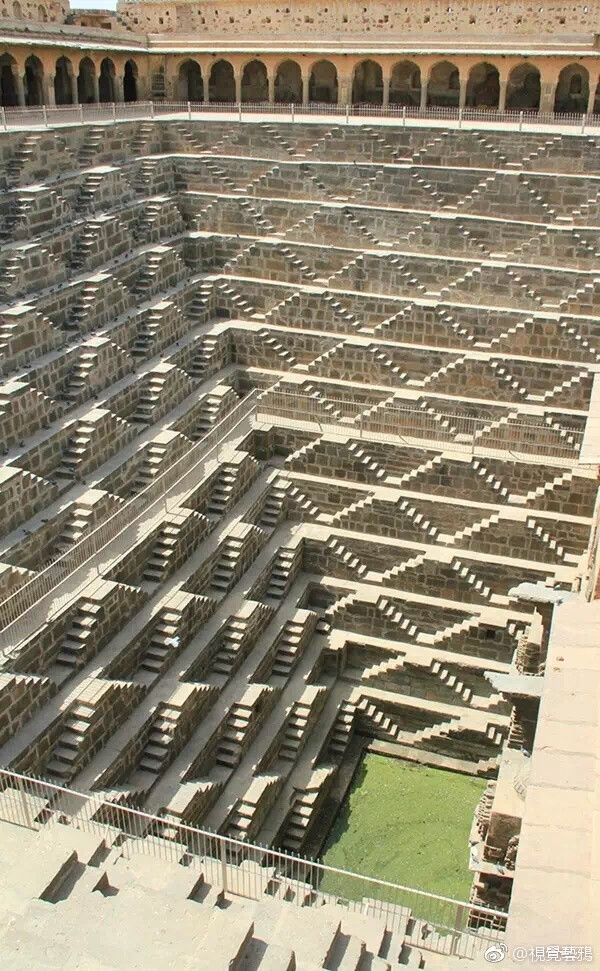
459,79,467,110
14,72,25,106
70,70,78,105
540,80,555,113
420,80,428,110
92,74,100,103
115,75,124,102
267,70,275,105
45,76,56,106
338,74,351,106
301,68,310,105
235,71,242,104
382,73,390,109
498,79,508,112
195,57,209,103
587,82,596,115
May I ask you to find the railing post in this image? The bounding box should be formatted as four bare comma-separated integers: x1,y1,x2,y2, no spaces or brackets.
16,775,34,829
1,107,6,130
79,103,84,123
519,111,524,131
187,100,191,120
451,903,467,955
402,106,406,127
238,101,242,122
291,102,295,123
220,837,228,893
345,103,349,125
112,102,117,123
150,100,154,119
458,107,463,129
42,105,48,127
581,113,587,134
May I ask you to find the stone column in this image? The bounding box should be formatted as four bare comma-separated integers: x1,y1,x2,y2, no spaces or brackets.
92,74,100,103
337,74,351,106
115,75,124,102
45,76,56,106
420,80,428,110
70,70,78,105
540,80,555,113
301,68,310,105
235,71,242,104
587,82,596,115
382,73,390,109
267,70,275,105
14,72,25,106
201,63,210,104
498,78,508,112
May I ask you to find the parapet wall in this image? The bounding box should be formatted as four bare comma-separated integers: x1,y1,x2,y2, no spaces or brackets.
0,0,68,24
116,0,600,37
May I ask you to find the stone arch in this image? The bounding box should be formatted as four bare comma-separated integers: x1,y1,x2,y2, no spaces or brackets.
274,60,302,103
554,63,589,113
308,60,338,104
24,54,43,106
54,55,73,105
99,58,116,103
389,60,421,106
427,60,460,107
241,59,268,103
178,59,203,101
12,1,22,18
37,4,47,20
506,63,541,110
466,62,500,108
0,53,18,107
209,59,235,103
78,56,96,103
352,59,383,105
124,59,138,102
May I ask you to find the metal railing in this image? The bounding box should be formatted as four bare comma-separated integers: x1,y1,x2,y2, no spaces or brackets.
256,389,585,464
1,98,600,134
0,768,507,960
0,390,258,656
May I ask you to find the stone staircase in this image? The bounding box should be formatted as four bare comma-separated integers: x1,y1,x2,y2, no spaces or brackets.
280,764,336,851
216,684,275,769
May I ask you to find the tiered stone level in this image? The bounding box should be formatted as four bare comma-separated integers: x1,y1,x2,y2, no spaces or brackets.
0,119,599,953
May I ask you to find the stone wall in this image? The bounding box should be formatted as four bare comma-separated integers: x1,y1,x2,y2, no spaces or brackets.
116,0,600,36
0,0,66,23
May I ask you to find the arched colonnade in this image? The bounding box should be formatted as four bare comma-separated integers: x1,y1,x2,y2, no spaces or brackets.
1,51,600,115
148,56,600,114
0,53,142,106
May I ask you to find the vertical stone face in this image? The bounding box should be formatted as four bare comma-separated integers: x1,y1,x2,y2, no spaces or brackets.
0,118,597,945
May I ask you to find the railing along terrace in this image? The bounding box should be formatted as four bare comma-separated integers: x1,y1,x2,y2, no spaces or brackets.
256,389,585,464
0,390,258,658
0,769,507,961
1,99,600,133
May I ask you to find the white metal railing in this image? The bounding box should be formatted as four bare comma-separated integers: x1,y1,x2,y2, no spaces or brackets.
0,390,258,657
256,389,586,464
1,98,600,134
0,768,507,960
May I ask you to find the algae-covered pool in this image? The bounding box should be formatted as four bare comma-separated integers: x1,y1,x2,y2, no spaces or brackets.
319,754,485,902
